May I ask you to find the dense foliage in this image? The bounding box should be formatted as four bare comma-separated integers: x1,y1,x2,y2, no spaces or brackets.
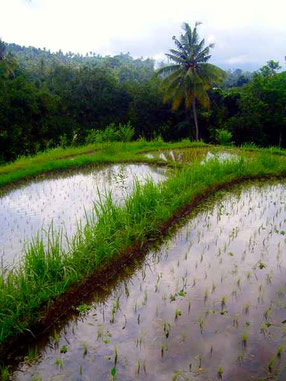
0,38,285,162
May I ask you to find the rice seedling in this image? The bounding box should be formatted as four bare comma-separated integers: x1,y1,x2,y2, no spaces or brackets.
268,357,275,373
212,282,216,293
172,370,184,381
76,304,92,314
155,305,159,317
111,367,117,380
54,358,64,369
53,330,60,347
196,354,202,370
175,309,182,321
136,358,141,375
188,299,192,313
237,353,244,362
82,343,88,358
163,321,172,338
181,330,187,342
242,331,248,346
60,345,68,354
124,282,130,298
199,318,204,333
143,360,147,374
266,273,272,284
243,303,250,314
260,322,269,336
161,343,167,357
113,345,118,365
24,346,39,365
217,366,224,379
276,345,283,358
204,287,209,303
264,306,272,320
221,296,227,309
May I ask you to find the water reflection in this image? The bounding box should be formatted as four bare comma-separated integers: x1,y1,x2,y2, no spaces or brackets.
0,164,166,265
14,181,286,380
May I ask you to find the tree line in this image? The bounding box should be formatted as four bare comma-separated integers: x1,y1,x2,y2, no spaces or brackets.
0,28,285,163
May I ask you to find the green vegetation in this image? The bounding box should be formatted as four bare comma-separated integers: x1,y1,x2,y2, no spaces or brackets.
0,140,206,189
1,145,286,350
1,18,286,377
0,30,285,163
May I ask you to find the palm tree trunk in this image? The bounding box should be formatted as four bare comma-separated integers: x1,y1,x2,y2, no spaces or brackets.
192,99,199,141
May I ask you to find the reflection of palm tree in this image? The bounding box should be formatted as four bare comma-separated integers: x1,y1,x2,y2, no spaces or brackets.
158,22,225,140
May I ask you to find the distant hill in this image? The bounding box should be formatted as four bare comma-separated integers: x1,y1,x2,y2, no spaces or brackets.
5,42,155,82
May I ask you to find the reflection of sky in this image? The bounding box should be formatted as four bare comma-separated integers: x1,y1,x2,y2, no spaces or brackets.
15,181,286,381
0,164,165,265
144,149,240,164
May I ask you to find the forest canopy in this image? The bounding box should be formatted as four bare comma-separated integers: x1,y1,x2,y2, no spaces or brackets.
0,36,285,163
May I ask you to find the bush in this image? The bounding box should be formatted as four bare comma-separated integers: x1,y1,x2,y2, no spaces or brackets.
86,122,134,144
59,134,69,148
216,129,233,146
118,122,134,142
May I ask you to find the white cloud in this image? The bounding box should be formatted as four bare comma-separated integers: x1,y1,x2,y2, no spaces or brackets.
225,55,252,65
1,0,286,69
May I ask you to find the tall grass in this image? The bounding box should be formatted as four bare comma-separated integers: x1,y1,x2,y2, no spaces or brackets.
0,153,286,347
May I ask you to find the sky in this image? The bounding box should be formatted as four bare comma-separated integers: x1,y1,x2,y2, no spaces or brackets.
1,0,286,70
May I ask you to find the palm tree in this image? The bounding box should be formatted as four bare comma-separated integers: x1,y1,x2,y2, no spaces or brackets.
158,22,225,140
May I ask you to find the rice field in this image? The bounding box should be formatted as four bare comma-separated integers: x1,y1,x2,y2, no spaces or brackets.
0,164,166,266
143,147,252,164
2,143,286,380
12,180,286,380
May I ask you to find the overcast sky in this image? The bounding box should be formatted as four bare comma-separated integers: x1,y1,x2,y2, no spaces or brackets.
2,0,286,70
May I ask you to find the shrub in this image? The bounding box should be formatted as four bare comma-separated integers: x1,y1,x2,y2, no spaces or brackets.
85,122,134,144
216,129,233,146
118,122,134,142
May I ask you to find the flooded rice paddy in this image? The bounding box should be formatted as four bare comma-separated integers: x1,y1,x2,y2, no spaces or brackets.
14,181,286,380
144,147,247,164
0,164,166,265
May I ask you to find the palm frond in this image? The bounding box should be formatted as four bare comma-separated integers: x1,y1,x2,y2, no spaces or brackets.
193,39,206,56
195,46,211,62
199,63,226,85
157,64,181,77
169,49,187,60
161,68,184,89
172,36,188,56
165,53,186,64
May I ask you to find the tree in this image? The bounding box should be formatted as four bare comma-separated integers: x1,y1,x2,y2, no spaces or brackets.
157,22,225,140
259,60,281,77
0,39,17,79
